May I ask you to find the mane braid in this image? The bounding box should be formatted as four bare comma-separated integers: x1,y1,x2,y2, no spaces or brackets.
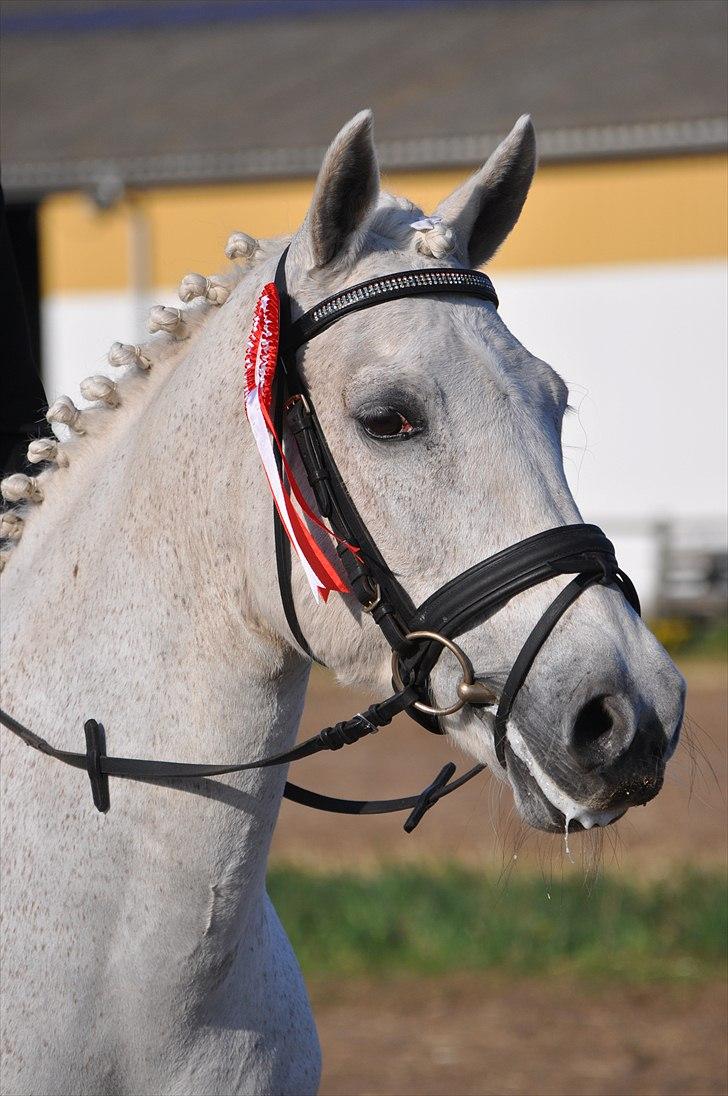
0,232,283,564
0,204,449,567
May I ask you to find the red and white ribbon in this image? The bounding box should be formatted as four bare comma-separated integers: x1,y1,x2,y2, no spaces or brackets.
244,283,350,603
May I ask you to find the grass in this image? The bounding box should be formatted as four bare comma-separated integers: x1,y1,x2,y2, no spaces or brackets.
683,619,728,661
268,865,726,983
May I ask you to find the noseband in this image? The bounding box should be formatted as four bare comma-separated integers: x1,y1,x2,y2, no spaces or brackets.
0,249,639,831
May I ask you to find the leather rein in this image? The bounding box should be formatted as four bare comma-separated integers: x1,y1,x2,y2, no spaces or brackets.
0,250,640,832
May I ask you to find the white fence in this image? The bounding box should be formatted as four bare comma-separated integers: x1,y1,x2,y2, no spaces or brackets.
602,515,727,616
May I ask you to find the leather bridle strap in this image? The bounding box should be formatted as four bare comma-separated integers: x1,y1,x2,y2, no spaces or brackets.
0,690,484,830
273,249,426,662
411,525,631,639
490,566,641,768
491,571,602,767
271,251,321,663
0,694,412,779
283,267,499,353
372,524,638,725
284,761,486,834
272,366,321,663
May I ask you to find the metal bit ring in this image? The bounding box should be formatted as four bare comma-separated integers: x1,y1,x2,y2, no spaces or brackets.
392,630,476,717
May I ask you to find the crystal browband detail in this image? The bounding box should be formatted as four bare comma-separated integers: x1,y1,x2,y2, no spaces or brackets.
284,267,499,352
310,270,498,324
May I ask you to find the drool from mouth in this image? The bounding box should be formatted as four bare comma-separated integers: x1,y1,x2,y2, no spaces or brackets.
477,712,627,835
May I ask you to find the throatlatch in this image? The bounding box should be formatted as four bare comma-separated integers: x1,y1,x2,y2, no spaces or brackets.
0,248,640,831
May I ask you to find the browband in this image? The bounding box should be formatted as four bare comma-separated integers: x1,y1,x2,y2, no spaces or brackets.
283,267,498,352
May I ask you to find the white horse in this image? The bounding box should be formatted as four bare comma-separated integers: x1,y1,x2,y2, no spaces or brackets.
0,112,684,1096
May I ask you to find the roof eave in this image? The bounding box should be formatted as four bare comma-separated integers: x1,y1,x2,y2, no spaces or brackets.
3,117,726,203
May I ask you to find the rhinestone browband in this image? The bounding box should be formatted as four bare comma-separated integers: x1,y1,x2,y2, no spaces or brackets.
283,267,499,353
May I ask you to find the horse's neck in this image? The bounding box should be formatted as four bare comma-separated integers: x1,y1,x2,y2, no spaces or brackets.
1,290,309,975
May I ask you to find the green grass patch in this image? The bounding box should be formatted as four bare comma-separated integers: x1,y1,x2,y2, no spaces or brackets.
684,618,728,661
269,865,726,983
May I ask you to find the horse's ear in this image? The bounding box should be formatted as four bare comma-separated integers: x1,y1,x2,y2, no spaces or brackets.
294,110,380,269
435,115,536,268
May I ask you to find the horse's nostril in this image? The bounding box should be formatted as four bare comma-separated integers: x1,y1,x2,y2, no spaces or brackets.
567,695,670,798
569,694,621,768
573,694,614,746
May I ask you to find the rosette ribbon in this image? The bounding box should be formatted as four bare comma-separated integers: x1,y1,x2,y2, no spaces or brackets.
244,283,351,602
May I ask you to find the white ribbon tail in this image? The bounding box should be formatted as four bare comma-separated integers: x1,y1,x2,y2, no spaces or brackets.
246,390,325,602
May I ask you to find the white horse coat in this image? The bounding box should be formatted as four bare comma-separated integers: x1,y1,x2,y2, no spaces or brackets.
0,112,684,1095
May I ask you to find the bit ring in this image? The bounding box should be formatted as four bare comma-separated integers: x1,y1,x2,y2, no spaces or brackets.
392,630,475,716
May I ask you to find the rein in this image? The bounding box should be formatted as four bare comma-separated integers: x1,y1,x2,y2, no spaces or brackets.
0,689,472,832
0,249,640,832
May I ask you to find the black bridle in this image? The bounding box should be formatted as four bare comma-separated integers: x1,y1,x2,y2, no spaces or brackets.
0,250,640,832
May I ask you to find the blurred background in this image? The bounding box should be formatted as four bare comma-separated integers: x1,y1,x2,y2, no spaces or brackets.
2,2,726,1094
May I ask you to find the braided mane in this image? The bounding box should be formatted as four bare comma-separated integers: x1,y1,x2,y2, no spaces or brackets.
0,194,454,567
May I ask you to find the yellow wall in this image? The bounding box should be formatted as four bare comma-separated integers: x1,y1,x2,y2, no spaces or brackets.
40,154,728,295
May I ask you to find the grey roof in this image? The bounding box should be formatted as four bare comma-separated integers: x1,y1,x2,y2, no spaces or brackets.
1,0,726,198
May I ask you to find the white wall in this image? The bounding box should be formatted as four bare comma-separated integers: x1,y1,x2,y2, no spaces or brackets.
495,260,727,522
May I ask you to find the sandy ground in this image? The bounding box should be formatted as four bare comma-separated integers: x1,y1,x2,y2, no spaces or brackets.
271,661,727,1096
313,976,727,1096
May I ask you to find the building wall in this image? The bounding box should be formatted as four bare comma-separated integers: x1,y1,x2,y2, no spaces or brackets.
38,154,727,605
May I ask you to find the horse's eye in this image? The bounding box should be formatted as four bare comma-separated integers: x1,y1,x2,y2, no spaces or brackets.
360,410,419,440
